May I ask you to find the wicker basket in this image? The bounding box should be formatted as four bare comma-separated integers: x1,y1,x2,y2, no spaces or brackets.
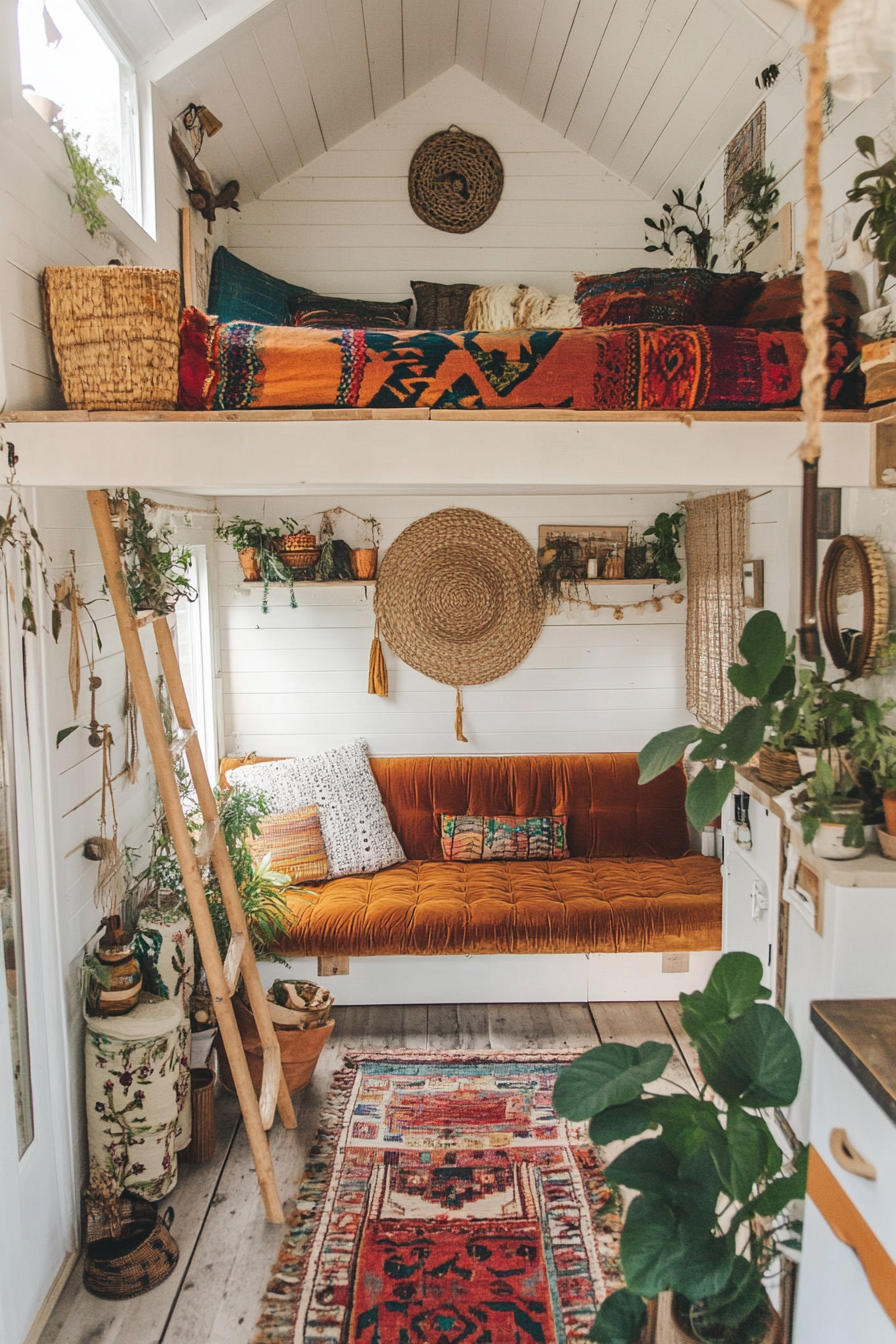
757,745,803,790
42,266,181,411
83,1192,178,1299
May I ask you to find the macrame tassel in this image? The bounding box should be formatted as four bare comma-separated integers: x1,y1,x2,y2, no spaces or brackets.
455,687,468,743
368,621,389,697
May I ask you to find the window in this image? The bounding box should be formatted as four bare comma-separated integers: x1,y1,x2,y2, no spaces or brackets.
17,0,141,224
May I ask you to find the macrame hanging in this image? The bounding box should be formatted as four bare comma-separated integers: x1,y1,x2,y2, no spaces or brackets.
94,726,126,914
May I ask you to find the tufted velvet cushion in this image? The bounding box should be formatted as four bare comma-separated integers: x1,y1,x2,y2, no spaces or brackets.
278,856,721,956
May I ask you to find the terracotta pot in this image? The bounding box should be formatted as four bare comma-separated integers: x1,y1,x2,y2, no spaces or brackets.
877,824,896,860
218,995,335,1095
238,547,260,582
350,547,378,580
660,1291,782,1344
883,788,896,836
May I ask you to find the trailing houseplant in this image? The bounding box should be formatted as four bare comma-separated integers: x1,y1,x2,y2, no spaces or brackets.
57,127,120,237
644,511,685,584
553,952,805,1344
0,476,52,635
109,489,196,616
215,513,297,611
794,755,866,856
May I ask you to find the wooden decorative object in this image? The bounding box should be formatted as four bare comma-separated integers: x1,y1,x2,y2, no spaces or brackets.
819,534,890,676
724,104,766,222
170,131,239,227
743,558,764,608
408,126,504,234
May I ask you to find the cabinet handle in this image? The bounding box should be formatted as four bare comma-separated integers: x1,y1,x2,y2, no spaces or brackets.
830,1127,877,1181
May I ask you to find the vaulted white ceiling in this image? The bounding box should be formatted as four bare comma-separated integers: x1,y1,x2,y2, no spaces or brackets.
93,0,802,202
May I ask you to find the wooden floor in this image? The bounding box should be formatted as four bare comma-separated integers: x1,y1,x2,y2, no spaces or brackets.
40,1001,699,1344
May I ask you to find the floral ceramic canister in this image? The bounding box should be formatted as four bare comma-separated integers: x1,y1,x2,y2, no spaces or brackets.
134,907,195,1151
84,996,184,1200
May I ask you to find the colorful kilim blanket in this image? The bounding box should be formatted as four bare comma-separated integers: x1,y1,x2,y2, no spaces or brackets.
179,308,857,413
252,1050,623,1344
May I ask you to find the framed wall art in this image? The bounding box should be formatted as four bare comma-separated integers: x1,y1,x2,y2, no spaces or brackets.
743,558,764,609
724,104,766,222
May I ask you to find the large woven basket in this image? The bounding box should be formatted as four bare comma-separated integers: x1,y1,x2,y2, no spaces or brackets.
42,266,181,411
83,1192,178,1299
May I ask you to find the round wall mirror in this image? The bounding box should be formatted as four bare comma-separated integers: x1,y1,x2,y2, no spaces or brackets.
818,534,890,677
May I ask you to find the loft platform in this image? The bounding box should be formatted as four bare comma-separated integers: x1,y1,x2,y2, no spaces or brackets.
4,406,893,494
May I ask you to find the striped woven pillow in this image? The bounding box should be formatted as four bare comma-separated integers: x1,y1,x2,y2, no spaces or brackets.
249,805,329,883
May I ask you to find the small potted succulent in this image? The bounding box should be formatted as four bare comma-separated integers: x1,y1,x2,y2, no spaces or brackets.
553,952,803,1344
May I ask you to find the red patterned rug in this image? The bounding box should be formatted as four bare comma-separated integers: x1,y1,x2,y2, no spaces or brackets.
252,1051,623,1344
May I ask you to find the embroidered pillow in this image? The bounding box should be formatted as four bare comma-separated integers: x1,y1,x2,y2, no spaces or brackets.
411,281,479,329
286,293,412,330
227,739,405,879
441,815,569,862
247,804,329,883
575,268,761,328
739,271,862,336
207,247,315,325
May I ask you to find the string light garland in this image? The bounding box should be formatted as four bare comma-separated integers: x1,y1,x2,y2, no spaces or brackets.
546,587,685,620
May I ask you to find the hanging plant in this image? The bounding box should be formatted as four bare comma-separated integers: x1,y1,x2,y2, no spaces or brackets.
0,434,52,635
108,489,197,616
57,127,120,237
846,136,896,296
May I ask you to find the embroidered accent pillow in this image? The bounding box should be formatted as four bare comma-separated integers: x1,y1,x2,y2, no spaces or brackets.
575,268,761,328
227,740,405,878
739,271,862,336
441,815,569,862
286,292,412,330
411,281,479,329
248,804,329,883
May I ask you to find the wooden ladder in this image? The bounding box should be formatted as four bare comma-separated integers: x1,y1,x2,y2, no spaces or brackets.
88,490,297,1224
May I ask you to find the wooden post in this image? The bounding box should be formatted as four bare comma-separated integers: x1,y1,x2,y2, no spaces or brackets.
87,489,290,1224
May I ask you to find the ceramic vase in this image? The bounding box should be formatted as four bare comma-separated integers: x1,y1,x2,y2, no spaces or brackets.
350,547,378,580
91,914,142,1016
238,547,260,581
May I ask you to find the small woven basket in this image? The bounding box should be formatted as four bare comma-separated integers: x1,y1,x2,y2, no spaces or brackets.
757,745,802,790
42,266,181,411
83,1191,178,1299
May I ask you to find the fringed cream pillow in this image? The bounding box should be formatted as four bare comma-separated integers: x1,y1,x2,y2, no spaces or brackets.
464,284,523,330
464,283,581,330
516,286,581,328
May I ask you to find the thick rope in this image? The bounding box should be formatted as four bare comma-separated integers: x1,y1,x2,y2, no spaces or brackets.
455,687,468,743
800,0,845,463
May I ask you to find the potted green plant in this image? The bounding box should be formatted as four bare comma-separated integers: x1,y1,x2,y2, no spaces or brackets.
553,952,804,1344
110,488,196,616
847,136,896,396
794,756,866,859
216,515,277,582
644,511,685,584
840,695,896,853
644,182,717,270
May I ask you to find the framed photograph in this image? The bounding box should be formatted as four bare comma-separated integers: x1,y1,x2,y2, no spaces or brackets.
743,558,764,609
538,525,628,581
817,487,842,539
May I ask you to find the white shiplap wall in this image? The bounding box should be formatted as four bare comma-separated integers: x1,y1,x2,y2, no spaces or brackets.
226,65,659,300
216,492,689,759
700,8,889,306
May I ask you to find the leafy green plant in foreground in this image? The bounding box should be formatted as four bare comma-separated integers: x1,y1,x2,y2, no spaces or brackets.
553,952,805,1344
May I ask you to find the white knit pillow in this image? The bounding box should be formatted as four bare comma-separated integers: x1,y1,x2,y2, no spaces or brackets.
516,286,581,328
465,284,524,331
226,739,405,879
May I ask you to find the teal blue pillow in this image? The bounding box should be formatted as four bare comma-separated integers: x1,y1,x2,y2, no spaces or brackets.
206,248,314,325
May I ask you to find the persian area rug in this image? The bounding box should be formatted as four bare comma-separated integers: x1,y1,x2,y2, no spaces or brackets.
252,1050,623,1344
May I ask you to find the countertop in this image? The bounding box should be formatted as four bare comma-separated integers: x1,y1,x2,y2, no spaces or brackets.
811,999,896,1126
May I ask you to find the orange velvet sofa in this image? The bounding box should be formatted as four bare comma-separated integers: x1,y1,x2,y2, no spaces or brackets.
221,752,722,959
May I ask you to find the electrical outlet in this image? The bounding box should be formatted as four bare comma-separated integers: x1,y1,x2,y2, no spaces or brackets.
662,952,690,974
317,955,350,976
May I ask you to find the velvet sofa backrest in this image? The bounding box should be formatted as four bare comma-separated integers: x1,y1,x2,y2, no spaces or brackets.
367,754,689,860
219,751,690,861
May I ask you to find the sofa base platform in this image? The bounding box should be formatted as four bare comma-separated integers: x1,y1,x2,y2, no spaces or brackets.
256,949,722,1005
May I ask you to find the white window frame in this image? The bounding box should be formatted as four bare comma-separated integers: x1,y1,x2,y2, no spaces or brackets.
176,545,220,775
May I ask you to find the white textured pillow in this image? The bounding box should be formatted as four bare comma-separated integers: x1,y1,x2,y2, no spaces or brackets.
226,739,405,879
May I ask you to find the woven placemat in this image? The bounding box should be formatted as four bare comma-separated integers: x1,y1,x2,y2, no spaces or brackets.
408,126,504,234
374,508,545,687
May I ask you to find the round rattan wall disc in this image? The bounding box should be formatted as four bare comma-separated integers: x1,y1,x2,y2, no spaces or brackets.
374,509,545,685
408,126,504,234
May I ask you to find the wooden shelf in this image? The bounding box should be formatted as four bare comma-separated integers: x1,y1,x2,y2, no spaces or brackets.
241,580,375,587
581,578,669,585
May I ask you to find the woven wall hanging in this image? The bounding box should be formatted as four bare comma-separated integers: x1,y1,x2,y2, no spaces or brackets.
371,508,545,740
408,126,504,234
